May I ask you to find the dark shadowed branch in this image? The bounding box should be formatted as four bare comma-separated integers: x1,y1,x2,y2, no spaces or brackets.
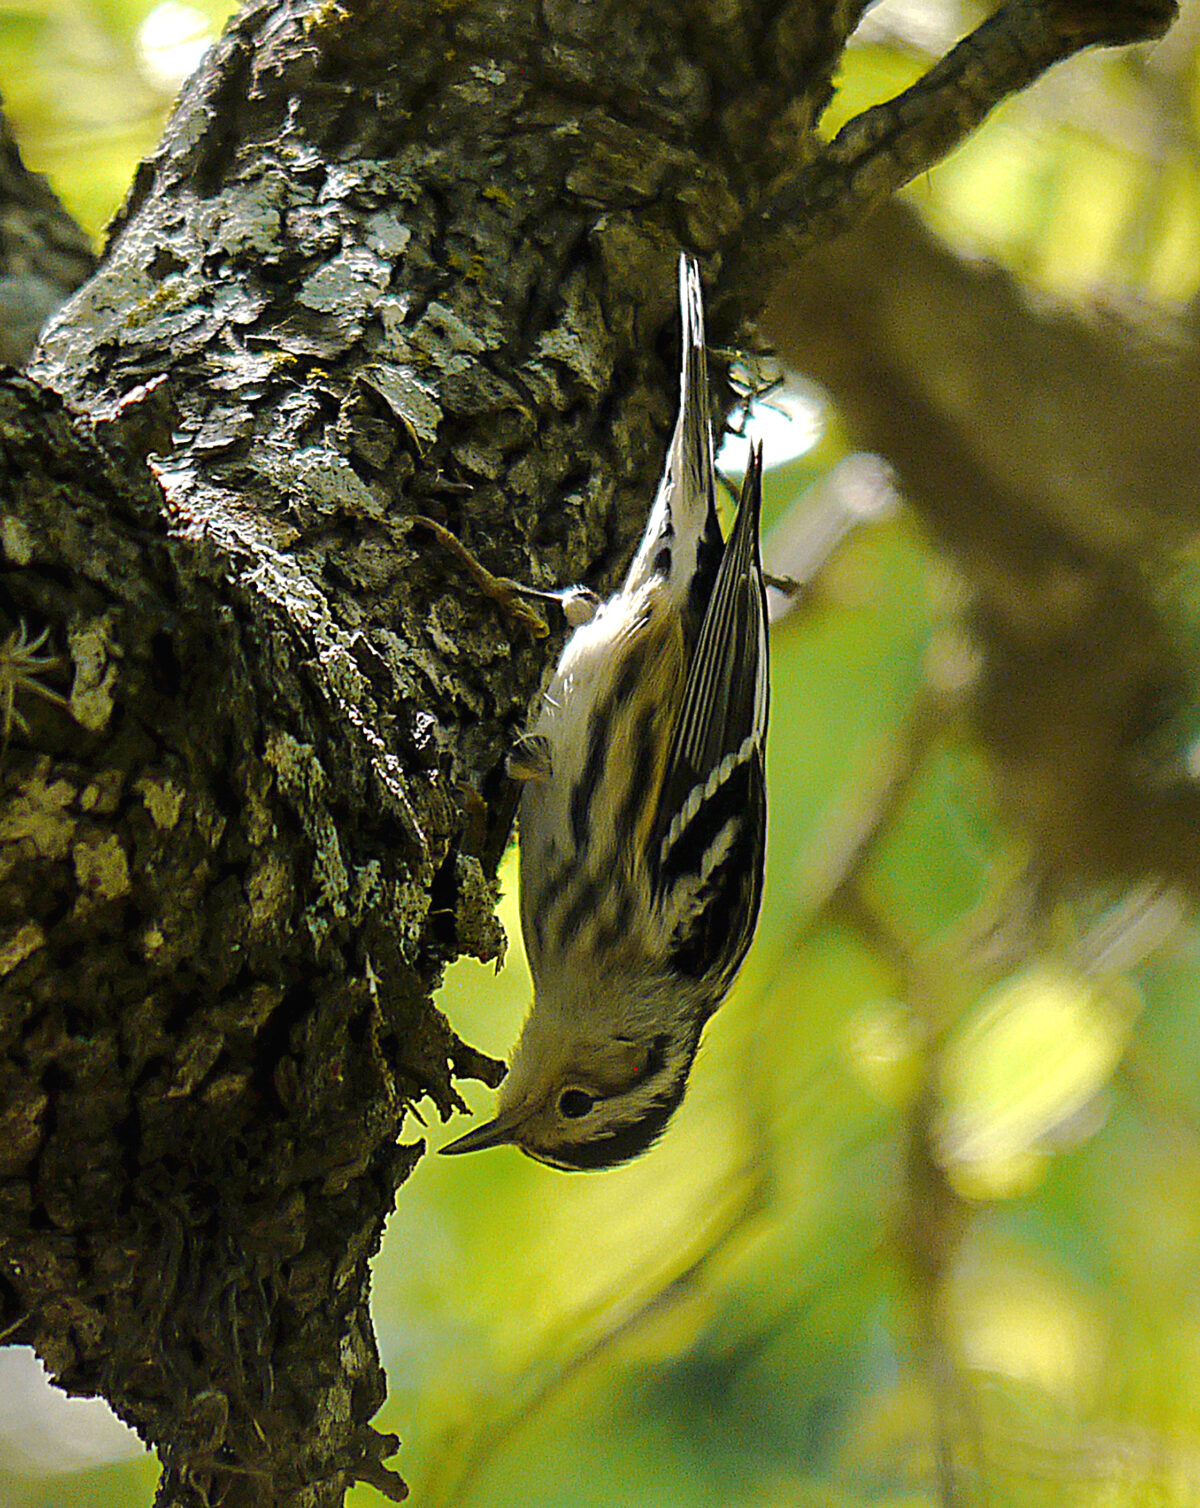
725,0,1178,291
0,106,95,364
0,0,1185,1504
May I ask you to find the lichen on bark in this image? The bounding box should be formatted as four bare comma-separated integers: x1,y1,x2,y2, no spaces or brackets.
0,0,1177,1502
2,2,854,1501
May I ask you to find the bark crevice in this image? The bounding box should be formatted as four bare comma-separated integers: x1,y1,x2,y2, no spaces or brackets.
0,0,1181,1502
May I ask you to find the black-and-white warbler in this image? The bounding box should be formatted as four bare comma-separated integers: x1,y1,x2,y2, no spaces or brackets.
442,255,769,1170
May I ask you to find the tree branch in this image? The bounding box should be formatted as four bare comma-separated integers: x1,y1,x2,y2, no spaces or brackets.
0,105,95,365
4,1,862,1502
764,201,1200,890
725,0,1178,290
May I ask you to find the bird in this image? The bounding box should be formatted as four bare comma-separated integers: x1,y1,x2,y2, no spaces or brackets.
441,254,769,1170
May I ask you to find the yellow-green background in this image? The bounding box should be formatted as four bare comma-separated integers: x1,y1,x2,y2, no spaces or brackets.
5,1,1200,1503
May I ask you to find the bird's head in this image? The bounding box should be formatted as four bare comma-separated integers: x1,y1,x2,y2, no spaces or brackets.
440,976,703,1170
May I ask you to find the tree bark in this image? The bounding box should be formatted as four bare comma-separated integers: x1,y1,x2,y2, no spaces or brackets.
0,0,1178,1503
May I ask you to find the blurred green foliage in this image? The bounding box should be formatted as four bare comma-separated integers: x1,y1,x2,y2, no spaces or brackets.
1,0,232,235
5,1,1200,1505
369,481,1200,1508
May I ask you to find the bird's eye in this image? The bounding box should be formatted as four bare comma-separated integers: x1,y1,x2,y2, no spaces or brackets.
558,1088,595,1119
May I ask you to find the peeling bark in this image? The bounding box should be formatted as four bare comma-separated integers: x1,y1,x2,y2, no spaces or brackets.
3,2,858,1502
0,0,1181,1503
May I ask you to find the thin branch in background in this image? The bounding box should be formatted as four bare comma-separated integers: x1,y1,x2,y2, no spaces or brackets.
764,454,900,625
838,874,989,1507
420,1157,769,1508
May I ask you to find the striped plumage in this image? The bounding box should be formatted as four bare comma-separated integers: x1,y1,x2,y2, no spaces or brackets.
442,255,769,1171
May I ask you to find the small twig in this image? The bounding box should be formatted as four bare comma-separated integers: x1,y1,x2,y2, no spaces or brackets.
0,1308,32,1345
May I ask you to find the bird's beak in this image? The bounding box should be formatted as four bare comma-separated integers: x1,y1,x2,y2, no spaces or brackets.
439,1105,528,1156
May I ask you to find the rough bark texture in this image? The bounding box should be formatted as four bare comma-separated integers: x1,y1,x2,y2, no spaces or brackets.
4,2,858,1503
0,0,1180,1503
